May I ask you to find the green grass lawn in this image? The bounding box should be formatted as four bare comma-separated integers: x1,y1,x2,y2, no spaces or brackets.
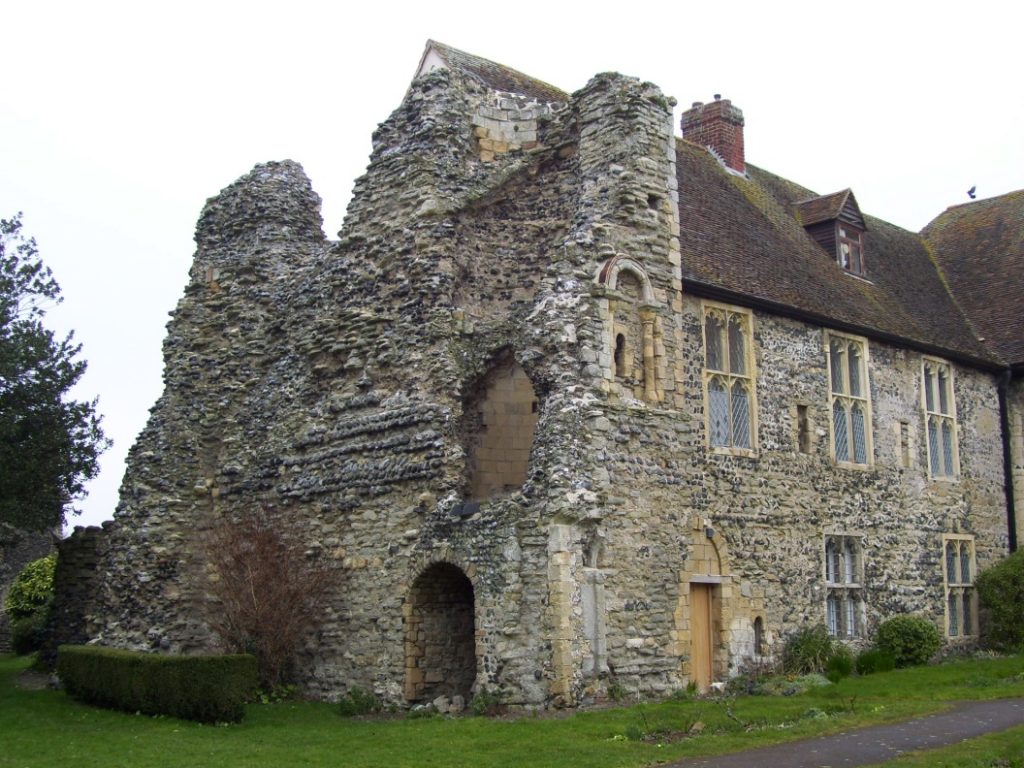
1,653,1022,768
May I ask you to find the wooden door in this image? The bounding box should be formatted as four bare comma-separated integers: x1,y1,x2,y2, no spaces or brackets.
690,583,713,691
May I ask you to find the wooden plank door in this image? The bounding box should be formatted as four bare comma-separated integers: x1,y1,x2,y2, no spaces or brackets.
690,583,713,691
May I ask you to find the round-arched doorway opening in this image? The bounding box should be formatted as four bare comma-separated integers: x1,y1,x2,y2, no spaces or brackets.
403,562,476,703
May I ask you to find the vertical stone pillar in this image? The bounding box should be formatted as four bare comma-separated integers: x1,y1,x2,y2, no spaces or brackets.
547,524,576,704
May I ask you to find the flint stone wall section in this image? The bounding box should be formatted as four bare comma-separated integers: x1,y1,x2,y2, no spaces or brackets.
84,59,1011,709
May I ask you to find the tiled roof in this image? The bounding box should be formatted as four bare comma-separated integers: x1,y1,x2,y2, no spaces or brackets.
423,41,568,104
675,140,996,366
923,191,1024,367
794,189,862,228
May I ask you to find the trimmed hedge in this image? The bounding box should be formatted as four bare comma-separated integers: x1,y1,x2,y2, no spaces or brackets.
57,645,257,723
976,549,1024,651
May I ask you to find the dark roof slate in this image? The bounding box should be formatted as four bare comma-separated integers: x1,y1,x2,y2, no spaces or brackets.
675,140,996,365
794,189,864,228
923,191,1024,367
423,41,568,104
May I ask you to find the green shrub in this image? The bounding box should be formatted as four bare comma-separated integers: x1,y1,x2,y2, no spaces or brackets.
855,647,896,675
825,645,854,682
57,645,257,723
4,554,56,621
875,616,942,667
11,612,49,656
976,550,1024,651
337,686,381,717
782,624,836,674
470,686,505,716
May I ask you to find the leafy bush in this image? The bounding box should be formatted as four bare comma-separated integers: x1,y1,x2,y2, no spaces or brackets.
470,686,505,716
337,687,381,717
855,647,896,675
11,612,49,655
57,645,257,723
875,616,942,667
782,624,836,674
4,554,56,620
825,645,854,682
976,550,1024,651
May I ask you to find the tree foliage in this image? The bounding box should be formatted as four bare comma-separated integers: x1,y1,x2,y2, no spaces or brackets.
4,553,57,621
976,549,1024,651
0,213,109,530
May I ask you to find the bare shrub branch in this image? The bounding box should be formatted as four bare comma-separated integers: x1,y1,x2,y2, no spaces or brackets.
203,509,336,689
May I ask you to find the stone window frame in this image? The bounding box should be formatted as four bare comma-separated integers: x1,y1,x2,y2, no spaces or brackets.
922,357,960,481
701,301,758,456
823,533,864,639
595,255,660,403
824,330,873,468
942,534,977,639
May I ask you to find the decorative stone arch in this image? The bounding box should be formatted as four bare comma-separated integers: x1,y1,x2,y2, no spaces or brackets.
675,521,735,692
403,558,478,704
595,256,661,402
462,349,540,500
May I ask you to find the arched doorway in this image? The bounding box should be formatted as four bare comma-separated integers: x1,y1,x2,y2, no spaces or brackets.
683,534,726,692
403,563,476,703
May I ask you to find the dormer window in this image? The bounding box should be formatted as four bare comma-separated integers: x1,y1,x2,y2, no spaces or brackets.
795,189,868,278
838,225,864,275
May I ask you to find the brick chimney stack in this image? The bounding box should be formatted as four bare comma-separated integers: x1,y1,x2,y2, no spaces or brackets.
681,95,745,174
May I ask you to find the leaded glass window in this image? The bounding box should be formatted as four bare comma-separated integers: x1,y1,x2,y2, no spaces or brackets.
827,334,871,465
924,360,959,479
703,304,756,451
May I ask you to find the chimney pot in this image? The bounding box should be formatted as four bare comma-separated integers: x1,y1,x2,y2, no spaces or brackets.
681,96,746,174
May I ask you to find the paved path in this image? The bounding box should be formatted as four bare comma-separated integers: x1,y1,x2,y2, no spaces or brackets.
668,698,1024,767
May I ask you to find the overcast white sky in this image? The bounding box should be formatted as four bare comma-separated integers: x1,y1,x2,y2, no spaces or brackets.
2,1,1021,531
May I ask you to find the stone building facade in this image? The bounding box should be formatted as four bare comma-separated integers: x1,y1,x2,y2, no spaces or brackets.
76,42,1020,708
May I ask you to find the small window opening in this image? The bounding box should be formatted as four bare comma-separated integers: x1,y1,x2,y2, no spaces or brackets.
753,616,764,656
647,193,661,210
614,334,627,377
797,405,811,454
899,421,910,468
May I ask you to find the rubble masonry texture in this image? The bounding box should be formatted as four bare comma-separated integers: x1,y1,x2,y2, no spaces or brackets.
70,64,1009,708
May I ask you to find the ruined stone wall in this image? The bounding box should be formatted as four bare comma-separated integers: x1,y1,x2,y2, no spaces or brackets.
84,55,1011,711
38,525,106,667
0,524,53,652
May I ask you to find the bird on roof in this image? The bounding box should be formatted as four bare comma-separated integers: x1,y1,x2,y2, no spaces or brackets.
967,186,977,199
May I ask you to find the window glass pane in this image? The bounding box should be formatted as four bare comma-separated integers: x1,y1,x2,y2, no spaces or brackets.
843,539,856,583
829,340,844,393
731,381,750,448
833,401,849,462
845,595,857,637
847,344,862,397
826,594,838,635
928,419,941,475
708,378,730,446
938,368,950,414
942,420,955,476
946,542,958,584
705,314,723,371
849,243,863,274
962,592,972,635
960,545,971,584
825,540,838,582
851,403,867,464
924,366,935,412
948,593,959,636
728,315,746,375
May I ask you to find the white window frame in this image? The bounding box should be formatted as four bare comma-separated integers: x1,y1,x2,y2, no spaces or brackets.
824,534,864,638
701,301,758,456
825,331,873,467
922,358,960,480
942,535,976,639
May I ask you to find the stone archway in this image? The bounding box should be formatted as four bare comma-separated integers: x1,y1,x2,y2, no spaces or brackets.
403,563,477,703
